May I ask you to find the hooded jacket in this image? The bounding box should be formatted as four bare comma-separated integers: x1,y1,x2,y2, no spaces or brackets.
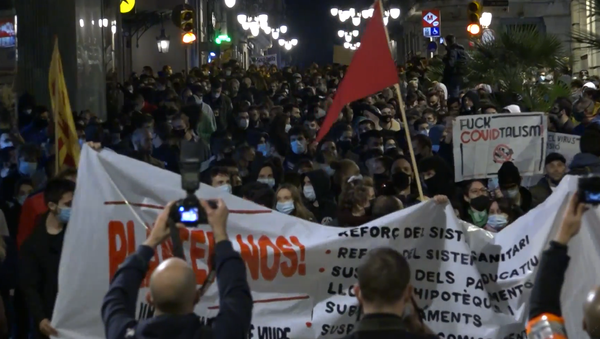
303,169,337,225
569,153,600,175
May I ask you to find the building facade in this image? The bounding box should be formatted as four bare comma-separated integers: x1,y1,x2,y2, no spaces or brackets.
396,0,578,69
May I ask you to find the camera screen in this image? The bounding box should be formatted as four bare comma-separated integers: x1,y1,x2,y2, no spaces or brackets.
585,191,600,203
179,206,199,222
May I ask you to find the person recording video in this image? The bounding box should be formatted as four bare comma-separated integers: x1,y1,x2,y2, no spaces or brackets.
101,199,252,339
527,193,598,338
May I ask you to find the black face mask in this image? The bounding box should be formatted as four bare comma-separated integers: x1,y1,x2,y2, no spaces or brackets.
392,171,410,192
470,195,491,212
381,115,392,123
337,140,352,153
424,174,445,195
172,129,186,138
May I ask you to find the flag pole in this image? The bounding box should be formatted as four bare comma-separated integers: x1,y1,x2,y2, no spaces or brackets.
374,0,424,200
393,84,424,200
53,37,59,176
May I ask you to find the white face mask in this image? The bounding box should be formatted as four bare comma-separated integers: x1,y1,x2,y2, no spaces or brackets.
218,184,232,194
303,185,317,201
285,124,292,133
257,177,276,188
238,118,249,130
506,187,519,199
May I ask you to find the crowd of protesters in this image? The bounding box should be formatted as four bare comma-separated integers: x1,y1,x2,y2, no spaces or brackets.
1,32,600,337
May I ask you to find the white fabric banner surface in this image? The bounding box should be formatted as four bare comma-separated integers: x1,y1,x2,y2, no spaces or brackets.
52,147,600,339
452,113,548,182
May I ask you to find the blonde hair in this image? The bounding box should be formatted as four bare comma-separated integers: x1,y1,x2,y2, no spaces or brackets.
275,184,315,222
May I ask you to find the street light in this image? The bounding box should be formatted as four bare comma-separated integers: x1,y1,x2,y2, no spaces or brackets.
237,14,247,24
250,22,260,36
291,38,298,46
263,26,271,34
272,30,279,39
330,8,338,16
390,8,400,19
258,14,268,23
348,8,355,17
241,22,250,30
280,25,288,34
352,30,359,37
279,39,285,46
383,17,389,26
352,16,361,26
224,0,236,8
157,28,170,53
480,12,492,28
345,35,352,42
338,30,344,38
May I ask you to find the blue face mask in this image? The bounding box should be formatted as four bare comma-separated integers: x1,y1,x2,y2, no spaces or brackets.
257,143,269,157
291,140,307,154
432,144,440,153
276,201,295,214
19,162,37,177
487,214,508,230
58,207,71,224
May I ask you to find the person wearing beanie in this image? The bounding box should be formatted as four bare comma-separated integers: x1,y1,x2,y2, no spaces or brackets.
530,153,567,208
496,161,533,213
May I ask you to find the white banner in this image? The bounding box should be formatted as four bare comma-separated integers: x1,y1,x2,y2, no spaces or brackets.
250,54,278,66
452,113,548,181
52,147,600,339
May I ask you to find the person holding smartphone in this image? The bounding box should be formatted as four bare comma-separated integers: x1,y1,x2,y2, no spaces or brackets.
101,199,252,339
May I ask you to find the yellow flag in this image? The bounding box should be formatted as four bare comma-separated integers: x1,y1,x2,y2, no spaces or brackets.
49,37,80,170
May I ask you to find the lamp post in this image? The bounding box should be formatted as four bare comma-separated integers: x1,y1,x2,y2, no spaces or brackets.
156,28,170,53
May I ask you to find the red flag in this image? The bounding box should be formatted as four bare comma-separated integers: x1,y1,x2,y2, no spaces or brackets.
316,0,398,142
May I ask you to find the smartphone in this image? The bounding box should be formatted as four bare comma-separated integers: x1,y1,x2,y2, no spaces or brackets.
578,176,600,205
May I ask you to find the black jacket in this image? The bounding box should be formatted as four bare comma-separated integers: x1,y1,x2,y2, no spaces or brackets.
303,169,337,225
528,241,569,320
19,213,65,326
339,314,438,339
530,177,553,208
101,240,252,339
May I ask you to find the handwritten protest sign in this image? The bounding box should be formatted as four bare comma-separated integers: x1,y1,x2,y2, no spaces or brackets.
547,132,580,165
520,132,580,187
452,113,547,181
250,54,278,66
52,147,599,339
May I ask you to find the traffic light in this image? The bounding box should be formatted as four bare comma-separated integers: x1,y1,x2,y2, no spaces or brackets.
182,32,197,44
215,34,231,44
467,1,481,35
172,4,195,32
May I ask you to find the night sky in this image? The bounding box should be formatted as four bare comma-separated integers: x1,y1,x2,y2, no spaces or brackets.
286,0,374,67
